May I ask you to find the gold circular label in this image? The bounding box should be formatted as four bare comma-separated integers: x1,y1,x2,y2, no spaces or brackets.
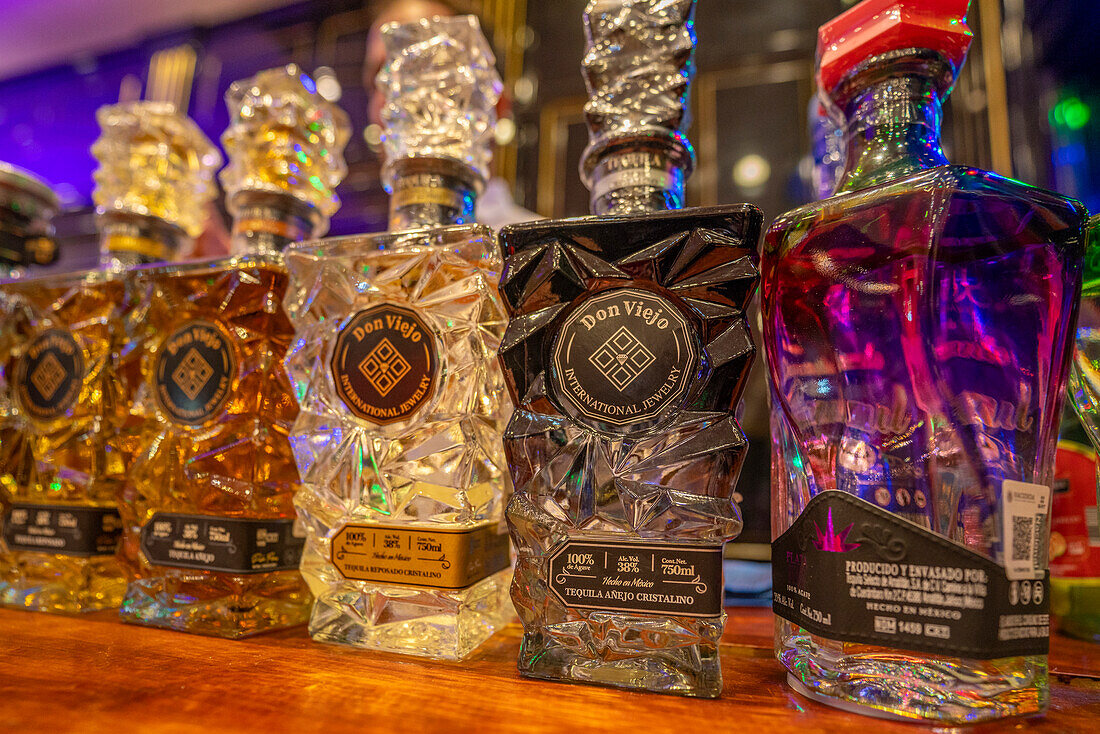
331,304,439,425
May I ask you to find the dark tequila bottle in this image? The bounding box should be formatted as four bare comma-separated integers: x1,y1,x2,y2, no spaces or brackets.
764,0,1088,722
498,0,761,697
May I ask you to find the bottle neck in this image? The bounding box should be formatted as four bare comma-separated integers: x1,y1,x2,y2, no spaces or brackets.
229,192,317,255
833,58,952,194
386,159,479,232
98,214,186,271
586,147,687,216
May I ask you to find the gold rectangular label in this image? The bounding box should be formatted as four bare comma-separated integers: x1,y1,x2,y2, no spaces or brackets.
330,522,510,590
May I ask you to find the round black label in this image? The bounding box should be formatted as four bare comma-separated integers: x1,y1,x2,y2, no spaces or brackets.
15,329,84,421
331,303,439,425
550,289,697,429
154,321,236,425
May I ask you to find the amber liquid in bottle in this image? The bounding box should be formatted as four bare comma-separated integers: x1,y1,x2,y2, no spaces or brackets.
117,66,347,636
0,102,215,613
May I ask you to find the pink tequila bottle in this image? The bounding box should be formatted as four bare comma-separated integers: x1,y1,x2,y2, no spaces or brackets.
764,0,1088,722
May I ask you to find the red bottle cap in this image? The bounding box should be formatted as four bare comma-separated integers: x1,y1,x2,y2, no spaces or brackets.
817,0,973,95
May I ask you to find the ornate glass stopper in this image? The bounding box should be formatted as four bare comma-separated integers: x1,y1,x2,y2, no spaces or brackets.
377,14,502,192
92,101,221,241
579,0,697,212
220,64,350,239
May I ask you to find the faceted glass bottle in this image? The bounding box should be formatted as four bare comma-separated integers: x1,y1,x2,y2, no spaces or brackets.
286,15,513,660
764,1,1088,722
499,0,761,698
0,103,217,613
118,66,348,637
1063,215,1100,641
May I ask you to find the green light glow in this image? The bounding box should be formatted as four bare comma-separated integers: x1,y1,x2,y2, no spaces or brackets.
1052,96,1092,131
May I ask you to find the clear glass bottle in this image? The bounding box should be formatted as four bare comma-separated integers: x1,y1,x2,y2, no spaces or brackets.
497,0,762,697
764,0,1088,722
0,102,218,613
286,15,513,661
118,66,349,637
1063,215,1100,641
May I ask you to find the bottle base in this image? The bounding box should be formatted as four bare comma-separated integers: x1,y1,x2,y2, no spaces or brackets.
779,625,1048,723
0,554,125,613
119,573,311,639
307,569,514,660
516,626,723,698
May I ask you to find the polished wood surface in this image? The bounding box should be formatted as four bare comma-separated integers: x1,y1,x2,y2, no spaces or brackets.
1,606,1097,733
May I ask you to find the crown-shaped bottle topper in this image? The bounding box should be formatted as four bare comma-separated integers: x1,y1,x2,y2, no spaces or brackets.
817,0,973,96
92,101,221,238
580,0,697,179
377,15,502,189
220,64,351,233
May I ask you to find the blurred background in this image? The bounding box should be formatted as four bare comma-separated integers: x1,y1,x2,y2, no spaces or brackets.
1,0,1097,554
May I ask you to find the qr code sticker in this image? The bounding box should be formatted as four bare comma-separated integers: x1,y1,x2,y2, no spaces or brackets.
1002,480,1052,581
1011,516,1034,562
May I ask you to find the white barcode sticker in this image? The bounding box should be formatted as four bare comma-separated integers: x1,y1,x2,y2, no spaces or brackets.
1002,479,1051,581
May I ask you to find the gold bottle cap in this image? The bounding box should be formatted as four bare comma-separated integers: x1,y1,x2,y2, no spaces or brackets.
220,65,351,236
91,101,222,239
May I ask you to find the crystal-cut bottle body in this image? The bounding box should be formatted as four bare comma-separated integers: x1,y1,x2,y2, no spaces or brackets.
499,205,761,697
118,255,309,637
0,270,131,612
285,225,513,660
764,166,1086,721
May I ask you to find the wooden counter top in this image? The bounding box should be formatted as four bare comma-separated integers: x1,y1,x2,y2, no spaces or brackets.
1,606,1097,733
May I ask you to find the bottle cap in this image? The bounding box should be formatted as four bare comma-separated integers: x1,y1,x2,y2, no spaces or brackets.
817,0,973,95
221,64,350,235
92,101,221,238
377,15,501,191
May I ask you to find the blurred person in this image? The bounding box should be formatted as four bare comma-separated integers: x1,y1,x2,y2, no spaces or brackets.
365,0,537,227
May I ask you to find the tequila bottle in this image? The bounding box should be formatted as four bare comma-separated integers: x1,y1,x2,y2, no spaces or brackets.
0,162,58,279
286,15,513,660
118,66,349,637
1062,215,1100,641
0,102,218,613
498,0,761,697
764,0,1088,722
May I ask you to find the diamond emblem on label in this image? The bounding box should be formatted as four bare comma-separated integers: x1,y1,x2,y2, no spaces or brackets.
30,353,67,400
172,348,215,401
357,337,411,397
588,326,655,392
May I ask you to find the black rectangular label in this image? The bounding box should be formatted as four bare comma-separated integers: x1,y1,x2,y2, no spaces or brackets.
547,539,724,617
139,513,304,574
2,502,121,556
773,490,1049,659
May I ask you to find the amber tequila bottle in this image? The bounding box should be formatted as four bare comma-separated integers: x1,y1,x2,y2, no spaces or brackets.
498,0,761,697
285,15,512,660
0,102,218,613
764,0,1088,722
118,66,349,637
0,164,58,511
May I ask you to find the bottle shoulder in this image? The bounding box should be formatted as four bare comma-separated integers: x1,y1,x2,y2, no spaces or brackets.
287,224,499,271
767,165,1088,247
